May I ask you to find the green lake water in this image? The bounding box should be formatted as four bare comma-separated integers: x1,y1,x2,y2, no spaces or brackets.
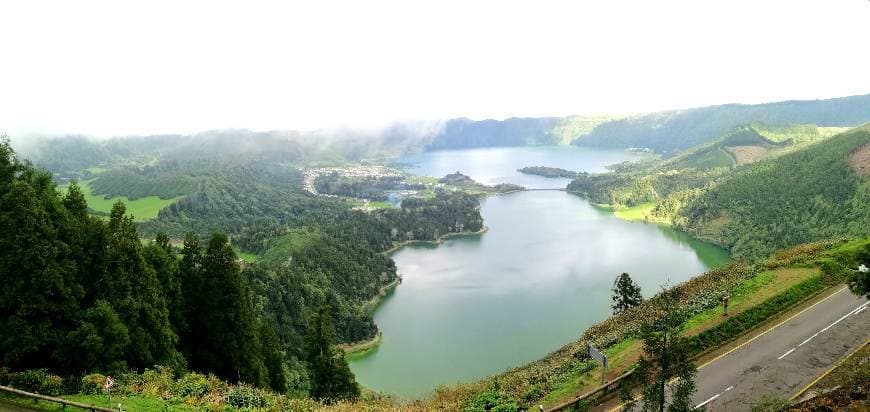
349,147,729,399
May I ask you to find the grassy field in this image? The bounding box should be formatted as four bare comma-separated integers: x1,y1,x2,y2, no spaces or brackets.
233,248,259,263
594,202,663,223
60,180,184,222
0,392,194,411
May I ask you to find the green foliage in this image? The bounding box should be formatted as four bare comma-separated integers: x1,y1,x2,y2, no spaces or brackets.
6,369,64,396
612,273,643,314
750,394,790,412
173,372,211,398
518,166,578,178
226,384,269,408
463,389,520,412
304,305,360,403
626,288,696,412
182,232,267,387
80,373,106,395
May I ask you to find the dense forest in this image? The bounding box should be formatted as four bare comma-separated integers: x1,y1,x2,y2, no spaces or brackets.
574,94,870,152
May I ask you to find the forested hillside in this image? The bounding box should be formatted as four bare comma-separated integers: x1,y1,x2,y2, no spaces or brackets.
574,94,870,152
568,124,870,260
681,126,870,259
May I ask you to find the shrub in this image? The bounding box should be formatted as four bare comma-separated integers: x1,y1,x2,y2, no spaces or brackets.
9,369,64,396
173,372,210,399
463,389,520,412
226,384,268,408
819,258,853,284
138,366,174,398
81,373,106,395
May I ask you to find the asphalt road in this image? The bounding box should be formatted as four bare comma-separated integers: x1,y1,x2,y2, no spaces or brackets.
690,286,869,411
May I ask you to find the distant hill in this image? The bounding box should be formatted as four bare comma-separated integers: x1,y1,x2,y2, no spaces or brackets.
423,117,562,149
574,94,870,153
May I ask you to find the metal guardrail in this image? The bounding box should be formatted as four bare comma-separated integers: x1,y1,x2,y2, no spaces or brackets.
0,385,117,412
546,369,635,411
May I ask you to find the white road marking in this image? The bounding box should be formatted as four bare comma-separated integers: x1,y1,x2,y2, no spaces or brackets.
693,385,735,409
787,301,868,355
777,348,796,360
694,393,721,409
817,301,868,335
798,333,819,347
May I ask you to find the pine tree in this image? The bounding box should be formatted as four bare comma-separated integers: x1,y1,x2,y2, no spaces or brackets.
177,232,203,357
305,304,360,402
102,201,181,370
612,272,643,314
190,232,266,386
623,288,696,412
143,234,185,337
0,173,80,369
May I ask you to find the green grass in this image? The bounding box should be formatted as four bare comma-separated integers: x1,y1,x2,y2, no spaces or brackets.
0,392,195,411
681,271,775,332
612,203,655,221
60,180,184,222
233,248,259,263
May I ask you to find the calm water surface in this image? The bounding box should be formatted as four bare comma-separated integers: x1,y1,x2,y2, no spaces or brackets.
349,147,728,398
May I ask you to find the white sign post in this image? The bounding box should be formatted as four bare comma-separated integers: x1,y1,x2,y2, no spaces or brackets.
587,343,607,385
105,375,115,406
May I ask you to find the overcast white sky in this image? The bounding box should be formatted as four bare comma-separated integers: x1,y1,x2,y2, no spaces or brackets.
1,0,869,137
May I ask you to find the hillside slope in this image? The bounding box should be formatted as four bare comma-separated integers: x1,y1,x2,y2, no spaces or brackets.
574,94,870,152
680,126,870,259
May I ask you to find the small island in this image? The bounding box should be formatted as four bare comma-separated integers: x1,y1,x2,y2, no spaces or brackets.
517,166,579,179
439,172,525,194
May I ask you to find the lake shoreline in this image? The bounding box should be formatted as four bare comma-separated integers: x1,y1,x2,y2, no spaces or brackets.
381,226,489,255
344,226,490,356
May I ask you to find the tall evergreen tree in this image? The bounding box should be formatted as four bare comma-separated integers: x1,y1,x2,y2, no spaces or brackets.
0,169,80,369
304,305,360,402
623,288,696,412
143,233,185,336
612,272,643,314
189,232,266,386
101,201,181,370
177,232,203,357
